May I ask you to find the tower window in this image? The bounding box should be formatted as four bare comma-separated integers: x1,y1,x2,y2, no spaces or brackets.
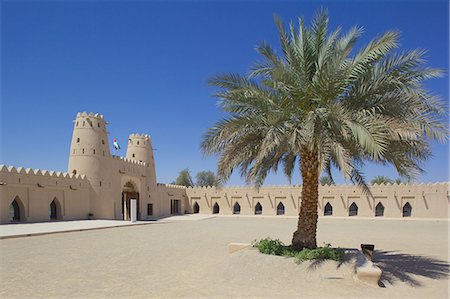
72,170,77,174
82,149,85,154
93,149,96,154
132,153,135,158
83,121,85,126
97,123,100,128
99,181,102,187
77,138,80,143
102,140,105,145
137,141,140,145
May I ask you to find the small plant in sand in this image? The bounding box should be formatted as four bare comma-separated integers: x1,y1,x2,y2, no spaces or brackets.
252,238,344,263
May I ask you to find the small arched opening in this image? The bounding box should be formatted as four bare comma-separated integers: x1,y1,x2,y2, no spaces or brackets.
375,202,385,217
403,202,412,217
193,202,200,214
255,202,262,215
276,202,285,215
213,202,220,214
233,202,241,214
49,197,62,220
349,202,358,216
9,196,25,222
324,202,333,216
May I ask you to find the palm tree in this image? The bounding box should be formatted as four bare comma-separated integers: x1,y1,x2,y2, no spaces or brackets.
370,175,393,185
201,9,446,249
319,175,334,186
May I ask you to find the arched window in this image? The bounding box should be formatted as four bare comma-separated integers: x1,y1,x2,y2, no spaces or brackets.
137,141,140,145
77,138,80,143
9,197,24,222
213,202,220,214
255,202,262,215
72,169,77,174
132,154,135,158
49,198,61,220
233,202,241,214
403,202,412,217
375,202,385,217
349,202,358,216
324,202,333,216
97,123,100,128
102,140,105,145
82,149,85,154
193,202,200,213
276,202,285,215
93,149,96,155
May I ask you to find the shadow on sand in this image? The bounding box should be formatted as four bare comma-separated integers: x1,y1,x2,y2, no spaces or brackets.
373,250,449,287
306,249,449,287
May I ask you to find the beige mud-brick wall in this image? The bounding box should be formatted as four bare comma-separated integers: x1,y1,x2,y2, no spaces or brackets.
186,183,449,219
0,166,90,224
156,184,188,216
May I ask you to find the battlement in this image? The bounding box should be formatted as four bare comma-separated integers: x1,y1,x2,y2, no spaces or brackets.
0,165,87,180
76,112,105,120
111,155,147,166
157,183,187,189
128,133,151,140
186,182,450,192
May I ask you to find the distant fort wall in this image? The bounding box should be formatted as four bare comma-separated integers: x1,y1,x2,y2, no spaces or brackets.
186,183,450,219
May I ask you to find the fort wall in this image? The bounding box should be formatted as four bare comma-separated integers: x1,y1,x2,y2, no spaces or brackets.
0,165,91,223
186,183,450,218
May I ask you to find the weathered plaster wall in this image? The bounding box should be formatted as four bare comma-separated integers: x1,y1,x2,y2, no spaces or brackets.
0,166,91,223
186,183,450,218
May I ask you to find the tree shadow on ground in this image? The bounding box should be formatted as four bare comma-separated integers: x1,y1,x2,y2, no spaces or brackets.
373,250,449,287
306,249,449,288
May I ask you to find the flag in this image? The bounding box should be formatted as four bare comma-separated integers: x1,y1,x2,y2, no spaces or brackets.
113,139,120,150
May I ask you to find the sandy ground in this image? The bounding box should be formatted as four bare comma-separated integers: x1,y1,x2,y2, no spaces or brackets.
0,215,215,238
0,217,448,298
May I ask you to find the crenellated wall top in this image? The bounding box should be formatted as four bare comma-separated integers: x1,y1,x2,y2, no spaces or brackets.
111,155,147,167
185,182,449,191
157,183,188,189
128,133,151,140
0,165,88,180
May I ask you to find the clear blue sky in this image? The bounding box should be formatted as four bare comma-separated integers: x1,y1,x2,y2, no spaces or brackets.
1,0,448,186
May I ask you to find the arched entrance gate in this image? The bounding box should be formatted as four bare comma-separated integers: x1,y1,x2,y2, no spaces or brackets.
122,181,140,221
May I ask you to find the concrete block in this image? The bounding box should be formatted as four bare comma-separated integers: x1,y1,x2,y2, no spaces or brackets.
354,251,382,286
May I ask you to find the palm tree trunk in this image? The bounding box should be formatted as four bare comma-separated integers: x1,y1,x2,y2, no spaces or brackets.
291,149,319,250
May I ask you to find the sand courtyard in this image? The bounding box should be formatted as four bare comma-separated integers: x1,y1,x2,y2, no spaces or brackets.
0,216,449,298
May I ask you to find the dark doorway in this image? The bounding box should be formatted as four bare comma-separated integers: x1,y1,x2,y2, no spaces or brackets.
255,202,262,215
403,202,412,217
233,202,240,214
213,202,220,214
375,202,385,217
193,202,200,213
10,198,21,221
171,200,180,215
276,202,285,215
49,199,59,220
324,202,333,216
349,202,358,216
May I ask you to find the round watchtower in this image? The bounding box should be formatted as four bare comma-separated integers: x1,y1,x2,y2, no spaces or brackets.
126,134,154,165
68,112,111,180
